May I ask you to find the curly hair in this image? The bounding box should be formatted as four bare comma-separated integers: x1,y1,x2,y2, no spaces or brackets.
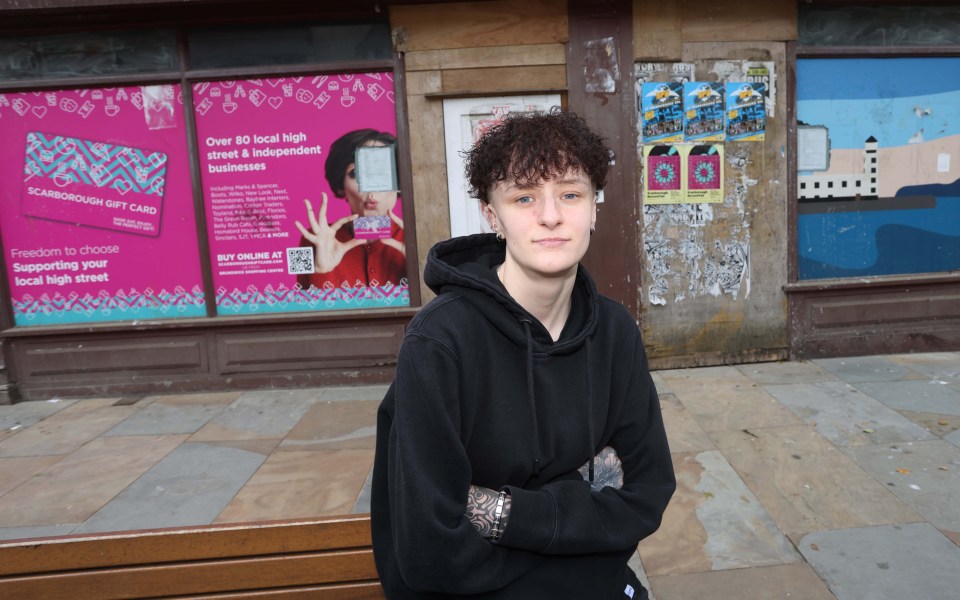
463,108,610,204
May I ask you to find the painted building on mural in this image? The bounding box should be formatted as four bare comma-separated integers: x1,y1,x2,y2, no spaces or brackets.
798,135,878,200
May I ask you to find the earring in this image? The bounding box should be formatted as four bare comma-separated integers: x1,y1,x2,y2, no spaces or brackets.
496,231,504,242
590,226,596,235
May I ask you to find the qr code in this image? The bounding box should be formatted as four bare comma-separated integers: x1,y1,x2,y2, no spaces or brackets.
286,247,315,275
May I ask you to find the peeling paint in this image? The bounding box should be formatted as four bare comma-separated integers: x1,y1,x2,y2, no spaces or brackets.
584,37,619,94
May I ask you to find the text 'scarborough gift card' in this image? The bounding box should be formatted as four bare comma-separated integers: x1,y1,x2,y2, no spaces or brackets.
21,132,167,236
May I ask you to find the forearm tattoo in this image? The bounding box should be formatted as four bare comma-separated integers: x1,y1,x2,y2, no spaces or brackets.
465,485,512,539
579,445,624,492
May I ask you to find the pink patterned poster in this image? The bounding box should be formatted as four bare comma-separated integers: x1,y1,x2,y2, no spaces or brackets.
193,72,409,314
0,85,206,326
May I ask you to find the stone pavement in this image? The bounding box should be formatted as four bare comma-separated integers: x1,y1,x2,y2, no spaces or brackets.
1,352,959,599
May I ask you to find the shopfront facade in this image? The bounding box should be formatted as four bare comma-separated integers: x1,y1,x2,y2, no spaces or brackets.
1,0,957,401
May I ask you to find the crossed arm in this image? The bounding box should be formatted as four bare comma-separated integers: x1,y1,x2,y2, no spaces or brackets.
465,445,624,540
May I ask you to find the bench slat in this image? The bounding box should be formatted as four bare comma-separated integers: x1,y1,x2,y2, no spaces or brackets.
0,515,373,576
0,550,379,599
173,582,384,599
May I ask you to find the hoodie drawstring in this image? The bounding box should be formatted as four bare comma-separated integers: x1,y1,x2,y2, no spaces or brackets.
522,320,595,483
521,320,542,476
585,338,595,483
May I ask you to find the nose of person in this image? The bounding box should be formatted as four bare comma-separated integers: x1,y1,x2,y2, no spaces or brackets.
538,195,563,228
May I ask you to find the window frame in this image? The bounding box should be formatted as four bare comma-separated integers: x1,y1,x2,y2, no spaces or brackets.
788,3,960,284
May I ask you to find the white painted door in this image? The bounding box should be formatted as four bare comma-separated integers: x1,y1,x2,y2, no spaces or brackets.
442,95,562,238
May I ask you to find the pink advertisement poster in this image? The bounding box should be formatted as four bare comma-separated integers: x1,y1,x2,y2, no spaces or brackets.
0,85,206,326
193,72,409,314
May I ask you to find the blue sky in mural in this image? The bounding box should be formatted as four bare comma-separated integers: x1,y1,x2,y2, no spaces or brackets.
798,58,960,150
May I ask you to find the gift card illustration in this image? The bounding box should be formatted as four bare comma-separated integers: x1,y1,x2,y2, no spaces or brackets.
353,215,392,240
21,132,167,236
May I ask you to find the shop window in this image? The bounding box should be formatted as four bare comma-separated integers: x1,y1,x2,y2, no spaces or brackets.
796,57,960,280
799,5,960,46
188,22,392,69
0,30,178,81
0,83,206,326
0,17,404,326
194,72,408,315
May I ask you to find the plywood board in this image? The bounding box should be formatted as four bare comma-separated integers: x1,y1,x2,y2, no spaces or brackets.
436,65,567,96
390,0,567,52
405,43,566,72
680,0,796,43
404,94,449,302
634,0,682,61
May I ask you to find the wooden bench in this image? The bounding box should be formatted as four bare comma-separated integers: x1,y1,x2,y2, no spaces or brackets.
0,514,383,599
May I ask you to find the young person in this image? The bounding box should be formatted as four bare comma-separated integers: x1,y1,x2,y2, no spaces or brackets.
371,109,675,599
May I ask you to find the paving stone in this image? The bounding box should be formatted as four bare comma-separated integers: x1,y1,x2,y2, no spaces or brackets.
320,385,390,402
710,426,921,537
813,356,913,383
658,393,714,454
736,360,838,386
842,439,960,535
74,442,265,533
798,523,960,600
0,455,63,496
0,435,186,527
661,371,802,433
853,380,960,416
887,352,960,385
0,399,136,457
897,410,960,440
764,381,936,447
278,400,378,451
946,428,960,449
0,524,78,542
189,391,320,442
105,402,224,436
352,464,374,514
649,563,835,600
0,399,77,435
146,391,242,406
216,448,373,523
638,450,799,577
650,372,672,395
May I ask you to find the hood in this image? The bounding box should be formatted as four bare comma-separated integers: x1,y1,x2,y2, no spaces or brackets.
424,233,600,355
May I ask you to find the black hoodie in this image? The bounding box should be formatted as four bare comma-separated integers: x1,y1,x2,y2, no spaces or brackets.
371,234,675,599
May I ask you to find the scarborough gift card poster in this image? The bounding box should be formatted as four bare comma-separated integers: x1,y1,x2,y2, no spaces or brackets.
193,72,409,315
0,85,206,326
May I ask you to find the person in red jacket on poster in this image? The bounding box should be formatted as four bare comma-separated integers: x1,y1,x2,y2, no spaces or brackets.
295,129,406,291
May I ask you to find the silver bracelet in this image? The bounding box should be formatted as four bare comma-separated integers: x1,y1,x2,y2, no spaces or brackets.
490,490,507,542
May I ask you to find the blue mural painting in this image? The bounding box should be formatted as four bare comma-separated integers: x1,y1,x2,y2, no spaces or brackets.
796,57,960,280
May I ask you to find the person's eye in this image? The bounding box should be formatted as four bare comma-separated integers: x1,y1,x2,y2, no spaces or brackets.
347,168,357,180
516,196,534,204
562,192,580,201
